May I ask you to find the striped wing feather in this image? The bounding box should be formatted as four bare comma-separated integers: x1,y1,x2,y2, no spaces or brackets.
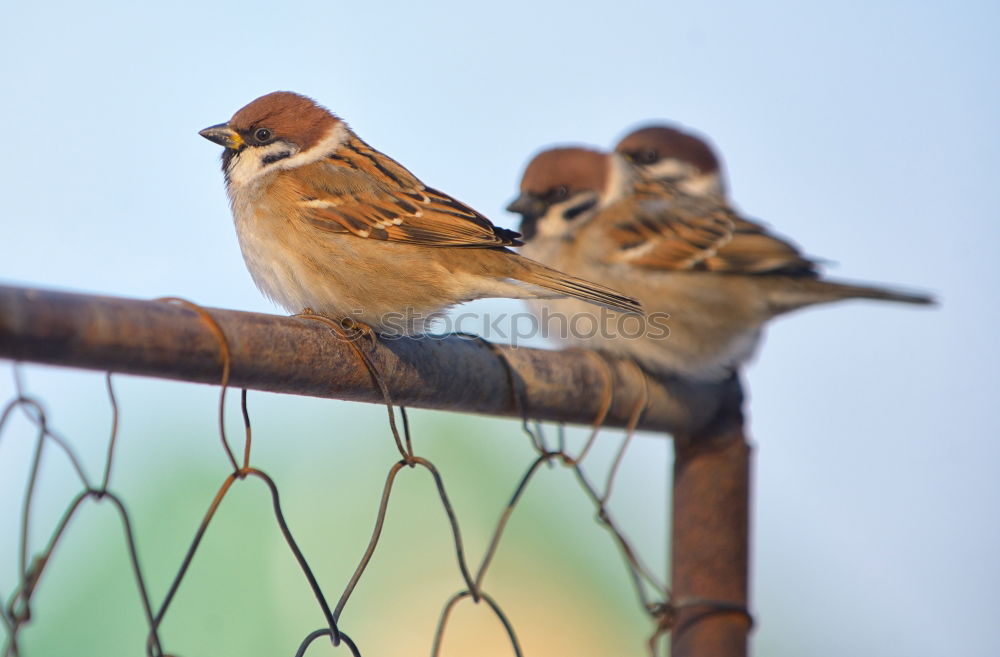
608,181,817,275
286,136,521,248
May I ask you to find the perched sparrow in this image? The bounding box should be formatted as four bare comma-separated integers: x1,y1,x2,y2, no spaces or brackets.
199,91,640,334
506,146,934,381
615,124,727,200
615,124,820,261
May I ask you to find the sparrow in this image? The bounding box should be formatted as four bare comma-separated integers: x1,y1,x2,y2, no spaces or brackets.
198,91,641,335
506,146,934,381
615,124,727,200
614,123,818,252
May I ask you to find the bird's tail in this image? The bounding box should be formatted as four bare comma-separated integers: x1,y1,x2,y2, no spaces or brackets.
766,277,936,315
508,256,644,315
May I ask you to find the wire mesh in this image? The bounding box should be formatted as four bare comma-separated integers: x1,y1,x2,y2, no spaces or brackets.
0,298,689,656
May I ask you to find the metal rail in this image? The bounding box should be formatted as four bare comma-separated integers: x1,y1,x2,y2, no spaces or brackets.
0,284,734,434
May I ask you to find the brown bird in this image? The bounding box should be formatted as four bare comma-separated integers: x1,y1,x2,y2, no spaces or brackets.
507,145,934,381
199,91,641,335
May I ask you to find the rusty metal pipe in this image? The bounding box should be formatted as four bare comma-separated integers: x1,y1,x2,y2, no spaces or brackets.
0,285,735,434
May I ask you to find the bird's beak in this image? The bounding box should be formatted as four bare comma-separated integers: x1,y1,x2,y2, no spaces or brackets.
199,123,244,150
505,193,543,220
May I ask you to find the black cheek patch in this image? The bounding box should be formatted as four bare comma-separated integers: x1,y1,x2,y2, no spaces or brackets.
262,151,292,165
563,198,598,221
221,148,236,172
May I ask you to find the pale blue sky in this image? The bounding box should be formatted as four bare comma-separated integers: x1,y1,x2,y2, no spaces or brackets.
1,1,998,655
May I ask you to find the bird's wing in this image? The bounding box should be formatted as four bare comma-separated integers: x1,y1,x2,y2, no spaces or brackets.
279,138,521,248
701,217,817,275
605,184,817,275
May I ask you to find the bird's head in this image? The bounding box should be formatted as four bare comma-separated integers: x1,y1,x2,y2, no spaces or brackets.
199,91,345,186
507,147,627,241
615,124,726,199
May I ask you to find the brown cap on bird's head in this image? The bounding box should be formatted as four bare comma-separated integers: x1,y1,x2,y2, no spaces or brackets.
517,147,609,197
615,125,719,174
199,91,341,154
614,124,726,198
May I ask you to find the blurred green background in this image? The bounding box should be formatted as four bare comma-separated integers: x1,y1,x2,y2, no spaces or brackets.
1,371,667,655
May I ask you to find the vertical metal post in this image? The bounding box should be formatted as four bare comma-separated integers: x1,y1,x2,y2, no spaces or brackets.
670,377,752,657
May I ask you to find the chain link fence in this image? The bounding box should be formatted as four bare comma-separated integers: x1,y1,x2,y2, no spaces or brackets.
0,285,751,656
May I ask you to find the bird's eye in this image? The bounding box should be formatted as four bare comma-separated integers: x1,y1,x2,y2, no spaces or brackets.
639,149,659,165
254,128,273,143
552,185,569,201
